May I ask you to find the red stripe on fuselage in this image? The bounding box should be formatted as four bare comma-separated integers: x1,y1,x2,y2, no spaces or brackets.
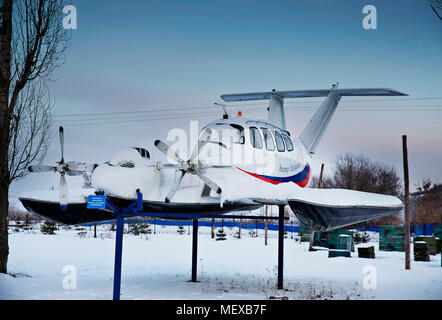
236,166,310,188
236,167,281,185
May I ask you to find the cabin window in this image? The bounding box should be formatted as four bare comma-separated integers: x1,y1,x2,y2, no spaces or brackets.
133,147,150,158
281,133,294,151
249,127,263,149
274,131,285,152
230,124,245,144
261,127,275,151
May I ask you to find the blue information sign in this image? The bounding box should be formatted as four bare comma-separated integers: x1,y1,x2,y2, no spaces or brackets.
87,195,106,209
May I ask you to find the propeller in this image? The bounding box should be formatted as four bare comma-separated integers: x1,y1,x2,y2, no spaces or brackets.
28,126,98,210
154,128,228,203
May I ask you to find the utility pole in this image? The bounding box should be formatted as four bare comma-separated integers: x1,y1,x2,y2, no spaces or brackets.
309,163,324,251
402,135,410,270
265,205,268,246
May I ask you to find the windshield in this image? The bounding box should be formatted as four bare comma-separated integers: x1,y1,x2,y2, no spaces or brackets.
202,124,245,145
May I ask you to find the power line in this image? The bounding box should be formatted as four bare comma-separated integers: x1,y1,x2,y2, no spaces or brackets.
57,106,442,128
57,105,442,123
55,104,442,123
54,97,442,118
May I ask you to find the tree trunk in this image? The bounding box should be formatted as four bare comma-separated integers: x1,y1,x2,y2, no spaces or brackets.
0,183,9,273
0,0,13,274
238,215,243,239
211,218,215,239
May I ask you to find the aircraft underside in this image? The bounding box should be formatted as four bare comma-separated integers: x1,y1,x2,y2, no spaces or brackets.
19,197,263,225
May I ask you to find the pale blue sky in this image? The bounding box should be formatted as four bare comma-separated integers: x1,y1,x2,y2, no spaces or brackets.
10,0,442,198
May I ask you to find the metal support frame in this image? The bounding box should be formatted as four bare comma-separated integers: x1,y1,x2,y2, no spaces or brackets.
113,213,124,300
94,191,289,300
191,219,198,282
105,189,144,300
278,205,284,290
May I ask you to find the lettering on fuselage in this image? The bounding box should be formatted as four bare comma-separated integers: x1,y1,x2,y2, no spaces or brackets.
279,163,300,174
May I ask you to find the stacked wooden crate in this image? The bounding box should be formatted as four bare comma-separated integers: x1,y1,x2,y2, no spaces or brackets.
414,241,430,261
413,236,440,255
358,246,375,259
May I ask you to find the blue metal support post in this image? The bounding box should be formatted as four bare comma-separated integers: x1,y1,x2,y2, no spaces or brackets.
113,212,124,300
278,205,284,289
111,189,143,300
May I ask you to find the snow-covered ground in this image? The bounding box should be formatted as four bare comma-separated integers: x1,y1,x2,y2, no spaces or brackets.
1,224,441,300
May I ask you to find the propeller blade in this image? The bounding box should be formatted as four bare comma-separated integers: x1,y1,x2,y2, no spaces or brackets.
154,140,185,164
28,165,56,173
201,165,232,169
68,162,98,172
194,171,222,195
59,126,65,164
165,170,186,203
59,173,68,210
159,163,181,169
190,128,212,162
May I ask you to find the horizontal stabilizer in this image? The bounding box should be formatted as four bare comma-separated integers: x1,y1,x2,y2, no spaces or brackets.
221,88,407,102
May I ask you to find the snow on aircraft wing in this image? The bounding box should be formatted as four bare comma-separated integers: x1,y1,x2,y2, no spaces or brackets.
220,178,403,231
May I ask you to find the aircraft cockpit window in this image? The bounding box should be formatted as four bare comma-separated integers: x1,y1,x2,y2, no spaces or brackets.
281,133,294,151
249,127,263,149
261,127,275,151
203,124,245,145
133,147,150,159
274,131,285,152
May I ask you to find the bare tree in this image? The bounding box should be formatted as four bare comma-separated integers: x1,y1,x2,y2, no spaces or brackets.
412,180,442,224
0,0,70,273
8,81,53,181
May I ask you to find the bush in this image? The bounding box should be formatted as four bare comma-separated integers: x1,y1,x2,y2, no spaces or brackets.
40,221,57,235
354,231,370,244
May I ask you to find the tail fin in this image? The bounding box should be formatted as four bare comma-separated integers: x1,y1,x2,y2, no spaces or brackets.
299,86,407,154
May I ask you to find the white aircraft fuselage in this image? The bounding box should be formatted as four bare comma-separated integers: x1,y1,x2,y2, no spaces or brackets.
91,115,311,204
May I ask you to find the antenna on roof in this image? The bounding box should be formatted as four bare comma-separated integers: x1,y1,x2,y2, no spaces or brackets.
214,102,229,119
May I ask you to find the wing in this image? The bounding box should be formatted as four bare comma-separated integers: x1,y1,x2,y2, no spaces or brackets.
19,189,115,225
220,179,403,231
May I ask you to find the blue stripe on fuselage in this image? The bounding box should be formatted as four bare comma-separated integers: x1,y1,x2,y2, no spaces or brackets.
259,163,310,183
